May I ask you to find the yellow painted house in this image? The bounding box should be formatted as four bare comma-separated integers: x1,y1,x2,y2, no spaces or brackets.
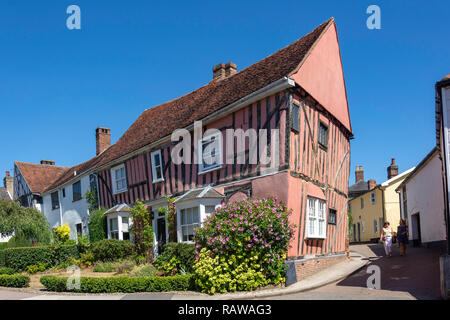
349,159,415,243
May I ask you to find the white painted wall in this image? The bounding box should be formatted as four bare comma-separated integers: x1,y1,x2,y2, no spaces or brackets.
42,174,92,240
403,152,447,244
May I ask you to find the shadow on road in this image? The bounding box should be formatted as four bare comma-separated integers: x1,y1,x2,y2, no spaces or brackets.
335,244,442,300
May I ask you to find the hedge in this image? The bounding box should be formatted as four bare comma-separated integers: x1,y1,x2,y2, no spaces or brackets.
40,274,194,293
159,243,196,273
3,245,80,271
0,274,30,288
0,250,5,267
91,239,133,262
0,267,15,275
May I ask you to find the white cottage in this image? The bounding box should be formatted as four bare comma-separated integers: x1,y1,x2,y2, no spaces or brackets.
396,147,447,248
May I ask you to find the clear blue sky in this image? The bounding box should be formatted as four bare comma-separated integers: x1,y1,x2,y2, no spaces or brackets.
1,1,449,185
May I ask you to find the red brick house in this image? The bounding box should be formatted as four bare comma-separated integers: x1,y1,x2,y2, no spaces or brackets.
35,18,352,279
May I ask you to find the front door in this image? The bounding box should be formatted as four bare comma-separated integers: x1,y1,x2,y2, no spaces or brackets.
357,223,361,242
157,217,166,255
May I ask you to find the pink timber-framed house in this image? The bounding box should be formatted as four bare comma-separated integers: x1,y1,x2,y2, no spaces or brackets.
56,18,352,277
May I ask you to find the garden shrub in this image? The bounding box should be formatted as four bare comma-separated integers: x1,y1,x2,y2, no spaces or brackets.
193,198,295,294
3,245,80,271
0,274,30,288
91,239,133,262
0,243,7,250
155,242,196,275
40,274,194,293
79,252,95,267
133,265,158,277
93,260,135,273
131,200,154,262
88,209,107,242
0,267,15,275
0,250,5,267
53,224,71,244
26,262,47,274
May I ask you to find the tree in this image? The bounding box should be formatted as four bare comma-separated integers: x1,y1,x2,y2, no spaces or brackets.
0,199,51,245
130,200,154,262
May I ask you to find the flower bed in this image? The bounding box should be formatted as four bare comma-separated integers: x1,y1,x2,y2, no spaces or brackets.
40,274,194,293
0,274,30,288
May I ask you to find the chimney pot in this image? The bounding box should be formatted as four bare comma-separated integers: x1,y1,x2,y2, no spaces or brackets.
40,160,55,166
3,171,14,199
368,179,377,190
387,158,399,179
355,166,364,183
96,127,111,155
212,62,237,80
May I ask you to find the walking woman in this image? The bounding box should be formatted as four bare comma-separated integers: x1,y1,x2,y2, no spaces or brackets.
397,219,408,256
380,221,394,257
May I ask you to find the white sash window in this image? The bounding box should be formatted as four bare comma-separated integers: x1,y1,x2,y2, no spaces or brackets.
306,197,327,239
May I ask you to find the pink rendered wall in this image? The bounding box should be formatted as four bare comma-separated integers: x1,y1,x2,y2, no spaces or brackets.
291,22,352,133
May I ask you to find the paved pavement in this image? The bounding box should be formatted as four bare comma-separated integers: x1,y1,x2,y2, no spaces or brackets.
0,244,442,300
269,244,443,300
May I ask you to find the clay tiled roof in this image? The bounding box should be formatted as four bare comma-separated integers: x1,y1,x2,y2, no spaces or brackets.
15,161,69,194
43,156,103,193
46,17,340,190
95,18,335,168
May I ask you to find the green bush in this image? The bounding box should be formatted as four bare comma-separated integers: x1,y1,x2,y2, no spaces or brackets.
93,260,135,273
40,274,194,293
155,243,196,274
133,265,157,277
91,239,133,262
26,262,47,274
3,245,80,271
0,250,5,267
88,209,107,242
193,198,296,294
0,267,15,275
0,243,7,250
0,274,30,288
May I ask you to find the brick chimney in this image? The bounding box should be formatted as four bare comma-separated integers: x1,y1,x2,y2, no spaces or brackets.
96,127,111,155
368,179,377,190
40,160,55,165
355,166,364,183
3,171,14,199
387,158,398,179
212,62,237,80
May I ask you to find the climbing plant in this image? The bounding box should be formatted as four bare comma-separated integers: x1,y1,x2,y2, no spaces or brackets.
130,200,154,262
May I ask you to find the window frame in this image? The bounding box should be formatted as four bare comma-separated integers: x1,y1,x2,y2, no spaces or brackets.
370,192,376,205
151,150,164,183
291,103,300,132
109,217,119,240
179,206,201,243
111,164,127,195
328,208,337,225
306,197,327,239
51,191,59,210
361,197,365,209
373,219,378,234
72,180,82,202
318,121,329,149
198,132,223,174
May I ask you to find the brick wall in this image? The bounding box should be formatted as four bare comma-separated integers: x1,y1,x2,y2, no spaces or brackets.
293,254,346,281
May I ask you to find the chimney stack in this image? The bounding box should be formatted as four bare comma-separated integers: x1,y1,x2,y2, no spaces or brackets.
355,166,364,183
212,62,237,80
96,127,111,155
387,158,398,179
368,179,377,190
3,171,14,199
40,160,55,166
